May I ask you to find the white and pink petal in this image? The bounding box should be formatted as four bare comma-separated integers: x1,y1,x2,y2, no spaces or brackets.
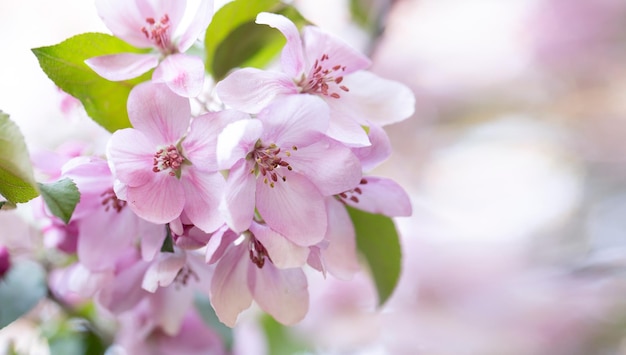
85,53,159,81
216,68,298,113
152,54,205,98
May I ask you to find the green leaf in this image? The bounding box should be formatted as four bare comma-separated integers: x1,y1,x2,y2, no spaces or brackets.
0,111,39,204
347,205,402,306
38,178,80,224
194,293,234,350
260,313,310,355
0,260,47,329
205,0,309,80
32,33,152,133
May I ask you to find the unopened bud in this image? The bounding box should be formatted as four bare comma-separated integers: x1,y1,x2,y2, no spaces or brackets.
0,246,10,280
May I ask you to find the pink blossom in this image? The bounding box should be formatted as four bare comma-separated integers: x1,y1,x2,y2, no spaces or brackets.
207,223,309,327
216,95,362,246
85,0,213,97
106,82,225,232
216,12,415,146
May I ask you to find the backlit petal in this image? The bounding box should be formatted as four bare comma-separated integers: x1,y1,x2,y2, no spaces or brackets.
256,12,305,78
216,68,298,113
85,53,159,81
220,160,257,233
249,222,309,269
181,168,225,233
152,54,205,97
256,172,326,246
128,82,191,143
333,71,416,126
248,263,308,325
126,174,185,224
210,246,253,327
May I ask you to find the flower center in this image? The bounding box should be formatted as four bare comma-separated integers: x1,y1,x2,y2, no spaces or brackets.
174,265,199,287
249,142,296,188
248,236,271,269
153,145,185,177
141,14,172,52
338,178,368,203
298,53,350,99
100,188,127,213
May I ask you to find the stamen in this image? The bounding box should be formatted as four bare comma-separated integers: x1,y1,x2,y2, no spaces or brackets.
249,237,272,268
100,188,127,213
250,141,295,187
337,178,368,204
153,144,185,177
298,53,350,99
174,266,199,287
140,14,172,51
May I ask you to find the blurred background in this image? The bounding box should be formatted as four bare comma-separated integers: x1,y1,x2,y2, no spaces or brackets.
3,0,626,354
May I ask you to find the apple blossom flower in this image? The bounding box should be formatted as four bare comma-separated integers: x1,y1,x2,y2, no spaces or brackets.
85,0,213,97
207,222,309,327
106,82,225,232
216,12,415,146
216,94,362,246
0,246,10,280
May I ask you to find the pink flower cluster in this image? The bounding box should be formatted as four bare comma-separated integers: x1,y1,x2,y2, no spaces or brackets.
39,0,414,350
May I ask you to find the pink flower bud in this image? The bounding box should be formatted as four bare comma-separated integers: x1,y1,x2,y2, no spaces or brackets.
0,246,11,279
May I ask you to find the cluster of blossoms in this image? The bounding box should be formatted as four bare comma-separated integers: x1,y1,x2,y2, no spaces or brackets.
32,0,414,351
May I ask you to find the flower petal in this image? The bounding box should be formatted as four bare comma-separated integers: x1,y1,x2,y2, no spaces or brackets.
181,168,225,233
177,0,214,51
332,71,416,126
152,54,205,97
77,209,135,272
220,160,257,233
258,95,329,147
142,250,187,292
127,82,191,143
287,139,362,196
126,174,185,224
320,198,360,280
216,68,298,113
216,118,263,170
205,226,239,264
256,171,326,246
343,176,412,217
351,123,392,171
106,128,156,187
185,109,251,171
85,53,159,81
326,109,372,147
140,222,167,262
248,263,308,325
210,245,253,327
95,0,151,48
302,25,371,75
249,222,309,269
256,12,305,78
